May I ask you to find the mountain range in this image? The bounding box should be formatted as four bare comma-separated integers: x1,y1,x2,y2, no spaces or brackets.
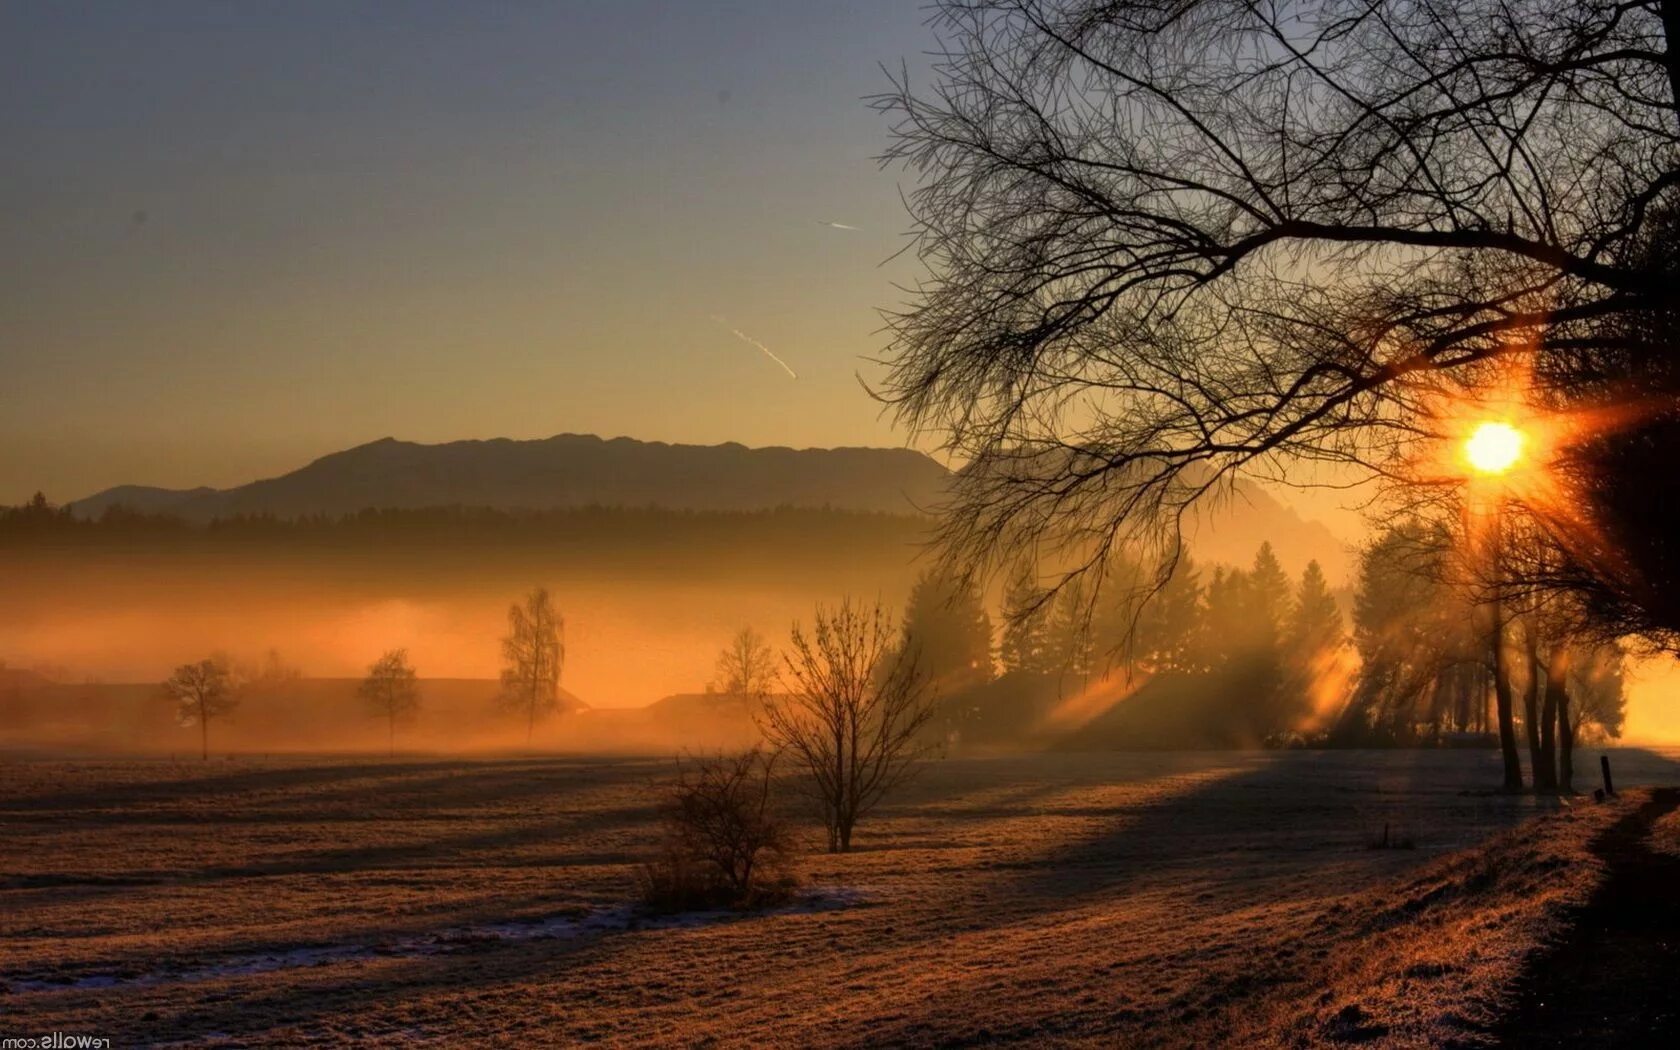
70,434,951,520
69,432,1355,580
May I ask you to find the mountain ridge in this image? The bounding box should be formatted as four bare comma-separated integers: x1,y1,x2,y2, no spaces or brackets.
66,432,1356,582
69,433,951,520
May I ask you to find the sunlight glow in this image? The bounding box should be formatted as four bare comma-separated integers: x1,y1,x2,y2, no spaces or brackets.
1464,421,1525,476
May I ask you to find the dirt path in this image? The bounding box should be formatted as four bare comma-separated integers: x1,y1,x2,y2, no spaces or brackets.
1494,788,1680,1047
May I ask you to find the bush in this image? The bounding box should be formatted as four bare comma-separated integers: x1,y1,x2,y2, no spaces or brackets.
637,747,796,912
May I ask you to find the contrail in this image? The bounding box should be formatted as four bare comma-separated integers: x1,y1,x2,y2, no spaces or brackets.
709,315,798,379
818,220,859,230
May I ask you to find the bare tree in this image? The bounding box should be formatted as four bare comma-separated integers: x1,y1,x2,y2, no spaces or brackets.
711,627,777,699
163,658,237,760
499,587,565,744
639,746,794,911
873,0,1679,631
359,648,420,756
760,598,935,853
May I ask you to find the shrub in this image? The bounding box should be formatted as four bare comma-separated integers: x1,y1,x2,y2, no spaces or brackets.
638,747,796,912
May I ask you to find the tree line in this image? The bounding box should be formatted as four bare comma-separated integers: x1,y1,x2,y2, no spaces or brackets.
0,495,926,550
159,587,570,758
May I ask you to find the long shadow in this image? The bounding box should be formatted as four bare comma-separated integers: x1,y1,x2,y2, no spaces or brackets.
973,747,1680,913
1,754,668,816
860,745,1680,1048
1492,785,1680,1046
0,758,478,812
1,792,660,896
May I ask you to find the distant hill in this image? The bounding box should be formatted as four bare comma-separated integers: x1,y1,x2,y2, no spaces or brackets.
64,432,1352,582
69,434,951,521
1182,482,1355,584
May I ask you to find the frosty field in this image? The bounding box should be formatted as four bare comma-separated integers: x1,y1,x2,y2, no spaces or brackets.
3,749,1677,1047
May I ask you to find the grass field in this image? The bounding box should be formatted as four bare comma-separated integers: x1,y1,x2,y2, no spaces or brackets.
4,748,1677,1047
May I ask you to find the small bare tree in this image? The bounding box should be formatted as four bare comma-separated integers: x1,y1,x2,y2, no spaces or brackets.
499,587,565,744
711,626,777,699
163,658,237,760
359,648,420,756
761,598,935,853
639,746,794,911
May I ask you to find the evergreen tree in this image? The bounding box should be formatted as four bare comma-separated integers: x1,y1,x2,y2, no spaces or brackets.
1287,560,1344,658
1247,541,1293,651
998,560,1051,675
1135,554,1202,673
1043,578,1095,681
901,569,994,693
1200,565,1251,667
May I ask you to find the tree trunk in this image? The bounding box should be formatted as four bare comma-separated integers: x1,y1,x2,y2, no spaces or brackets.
1491,602,1523,790
200,698,209,761
1556,661,1576,794
1521,623,1543,787
389,715,395,758
1537,648,1563,792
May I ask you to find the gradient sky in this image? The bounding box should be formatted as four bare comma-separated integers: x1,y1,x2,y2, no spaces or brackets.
1,1,933,502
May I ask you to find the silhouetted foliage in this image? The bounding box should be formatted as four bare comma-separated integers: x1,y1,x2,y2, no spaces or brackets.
1134,556,1203,675
761,598,935,853
710,627,777,700
998,561,1052,676
162,658,238,760
1339,523,1487,745
499,588,565,744
901,570,995,742
901,569,994,693
1288,561,1345,661
359,648,421,756
875,0,1680,662
638,747,795,912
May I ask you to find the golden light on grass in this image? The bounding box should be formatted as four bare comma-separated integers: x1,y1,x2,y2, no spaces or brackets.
1463,421,1526,476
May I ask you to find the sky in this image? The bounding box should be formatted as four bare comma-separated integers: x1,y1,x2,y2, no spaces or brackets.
1,1,934,503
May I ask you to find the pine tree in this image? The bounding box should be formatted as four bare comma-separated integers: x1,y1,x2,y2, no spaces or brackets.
1043,578,1095,680
1287,560,1344,658
999,560,1051,675
1200,565,1251,667
1136,554,1202,673
1248,541,1293,651
901,570,994,693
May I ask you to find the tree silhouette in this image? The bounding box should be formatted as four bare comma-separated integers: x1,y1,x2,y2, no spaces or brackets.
359,648,420,756
712,626,777,699
875,0,1680,648
163,658,238,760
900,569,994,693
998,560,1051,675
499,587,565,745
759,598,935,853
1135,555,1203,674
1248,544,1293,653
1288,561,1344,661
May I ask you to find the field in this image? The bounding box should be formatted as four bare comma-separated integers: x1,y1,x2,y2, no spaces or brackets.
3,749,1678,1047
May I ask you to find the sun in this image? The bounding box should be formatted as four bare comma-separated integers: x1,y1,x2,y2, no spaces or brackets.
1464,421,1526,475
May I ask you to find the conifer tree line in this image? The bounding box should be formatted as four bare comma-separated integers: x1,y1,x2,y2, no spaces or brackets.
898,529,1623,763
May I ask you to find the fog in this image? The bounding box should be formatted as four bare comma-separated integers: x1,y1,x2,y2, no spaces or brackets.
5,508,1674,755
